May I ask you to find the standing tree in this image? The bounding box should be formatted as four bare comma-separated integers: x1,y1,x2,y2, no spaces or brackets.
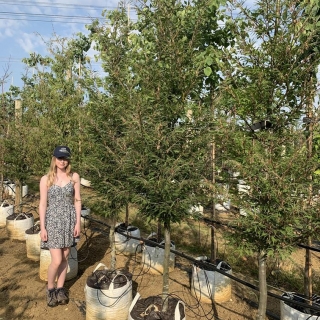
0,85,22,204
84,0,234,310
126,0,233,308
19,34,90,176
295,0,320,299
220,0,320,319
83,4,136,270
0,65,12,202
0,67,18,201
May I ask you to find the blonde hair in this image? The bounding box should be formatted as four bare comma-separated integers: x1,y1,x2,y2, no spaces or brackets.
47,156,72,188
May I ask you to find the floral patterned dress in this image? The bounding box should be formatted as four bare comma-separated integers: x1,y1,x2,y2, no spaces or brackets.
41,181,76,249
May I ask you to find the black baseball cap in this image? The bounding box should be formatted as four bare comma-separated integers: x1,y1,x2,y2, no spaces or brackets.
53,146,71,159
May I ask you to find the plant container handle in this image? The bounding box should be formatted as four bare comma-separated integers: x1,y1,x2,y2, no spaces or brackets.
175,300,185,319
13,213,30,228
93,262,108,273
216,261,231,270
109,270,130,291
14,213,28,221
128,292,141,313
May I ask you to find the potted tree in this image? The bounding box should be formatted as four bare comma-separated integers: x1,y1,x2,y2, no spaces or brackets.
84,0,233,316
4,99,35,240
82,7,137,319
219,1,320,319
114,0,233,317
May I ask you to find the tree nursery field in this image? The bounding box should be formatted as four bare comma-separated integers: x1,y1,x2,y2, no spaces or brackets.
0,220,275,320
2,191,320,320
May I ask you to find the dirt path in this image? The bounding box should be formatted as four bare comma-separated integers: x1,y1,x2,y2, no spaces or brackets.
0,213,279,320
2,191,319,320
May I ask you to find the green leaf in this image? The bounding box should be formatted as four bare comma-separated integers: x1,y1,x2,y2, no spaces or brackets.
204,67,212,76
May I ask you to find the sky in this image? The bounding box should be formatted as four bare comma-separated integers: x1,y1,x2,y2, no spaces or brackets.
0,0,135,92
0,0,258,93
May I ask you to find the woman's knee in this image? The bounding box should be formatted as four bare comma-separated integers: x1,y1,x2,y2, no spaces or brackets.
50,248,64,266
63,248,70,261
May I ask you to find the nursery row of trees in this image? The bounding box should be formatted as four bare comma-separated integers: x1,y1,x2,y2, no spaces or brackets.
1,0,320,318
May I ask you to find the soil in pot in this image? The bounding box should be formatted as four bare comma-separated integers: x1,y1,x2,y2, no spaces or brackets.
130,295,185,320
86,268,133,290
6,212,33,221
85,264,133,320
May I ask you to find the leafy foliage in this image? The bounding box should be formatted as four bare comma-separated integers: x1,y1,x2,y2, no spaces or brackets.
219,0,320,317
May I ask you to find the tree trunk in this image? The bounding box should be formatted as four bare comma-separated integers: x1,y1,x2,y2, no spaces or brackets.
256,251,267,320
125,203,129,227
162,221,170,312
0,173,3,203
210,222,216,262
304,236,312,299
14,179,21,213
110,216,116,270
304,77,313,299
14,100,22,212
157,220,161,243
209,87,217,263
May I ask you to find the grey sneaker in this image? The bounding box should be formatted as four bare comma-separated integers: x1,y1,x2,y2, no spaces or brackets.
47,288,58,307
56,287,69,305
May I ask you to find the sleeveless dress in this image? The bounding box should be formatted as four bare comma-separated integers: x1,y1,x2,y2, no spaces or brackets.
41,180,76,249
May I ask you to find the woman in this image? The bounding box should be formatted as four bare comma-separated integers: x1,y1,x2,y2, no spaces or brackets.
39,146,81,308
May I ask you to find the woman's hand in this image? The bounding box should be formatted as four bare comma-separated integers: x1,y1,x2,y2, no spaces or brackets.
73,224,81,238
40,229,47,242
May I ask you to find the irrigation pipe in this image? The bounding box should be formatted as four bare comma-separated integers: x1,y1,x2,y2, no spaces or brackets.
83,215,320,314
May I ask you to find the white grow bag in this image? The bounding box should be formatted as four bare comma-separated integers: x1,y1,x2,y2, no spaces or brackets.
215,183,231,212
5,184,28,198
81,207,91,229
0,201,14,228
25,222,41,261
4,183,15,196
188,204,204,215
280,292,320,320
85,262,132,320
128,292,186,320
142,234,175,275
191,257,232,304
80,177,91,187
115,223,141,254
6,213,34,241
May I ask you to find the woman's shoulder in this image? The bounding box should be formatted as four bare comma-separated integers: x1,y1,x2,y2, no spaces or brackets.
40,175,48,183
39,175,48,190
70,172,80,181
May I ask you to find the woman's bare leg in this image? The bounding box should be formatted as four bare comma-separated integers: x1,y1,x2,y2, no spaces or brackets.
56,247,70,288
48,248,63,289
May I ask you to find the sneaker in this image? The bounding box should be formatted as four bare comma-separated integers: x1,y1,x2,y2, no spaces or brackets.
47,288,58,307
56,287,69,305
